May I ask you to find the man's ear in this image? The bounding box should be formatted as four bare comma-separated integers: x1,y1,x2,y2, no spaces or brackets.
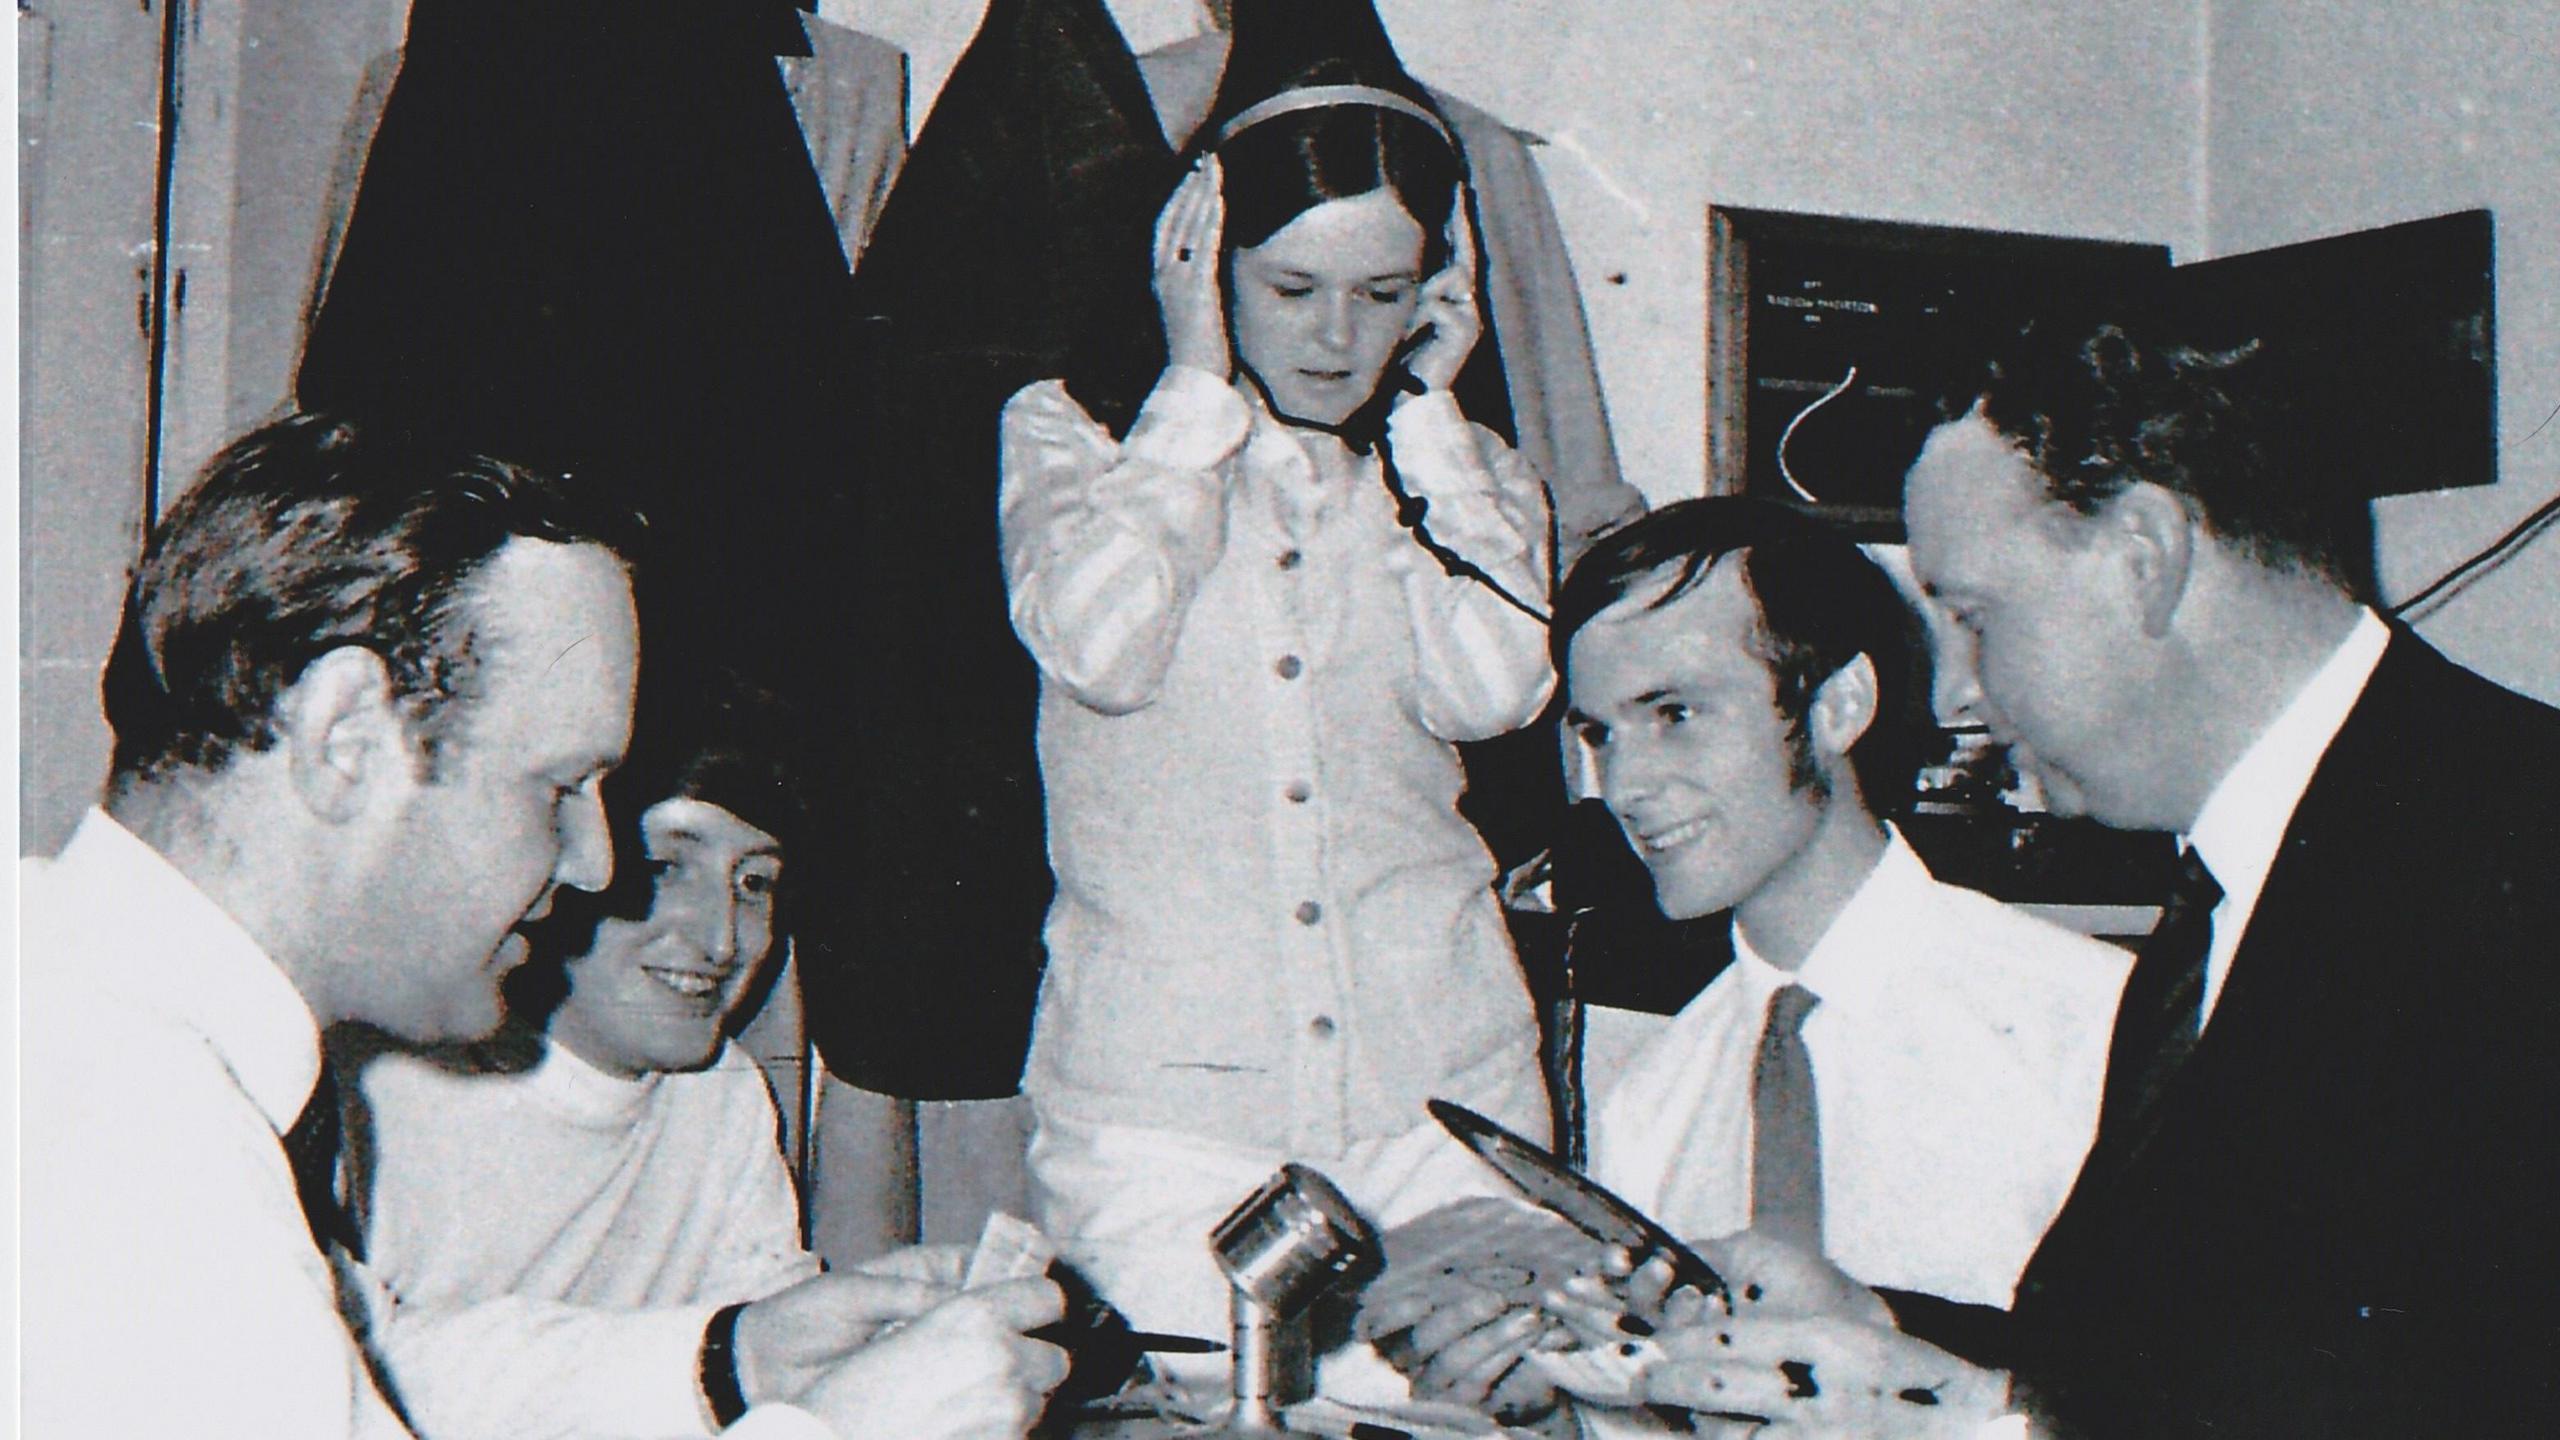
1809,652,1879,761
277,646,415,824
2106,483,2196,638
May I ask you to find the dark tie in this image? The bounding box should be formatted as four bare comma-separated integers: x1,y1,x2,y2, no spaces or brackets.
282,1057,365,1261
282,1056,413,1423
2092,847,2225,1161
1751,983,1824,1253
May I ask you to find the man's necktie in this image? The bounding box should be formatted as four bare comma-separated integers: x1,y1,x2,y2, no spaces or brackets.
1751,983,1824,1253
282,1055,412,1422
2093,847,2225,1160
282,1056,365,1261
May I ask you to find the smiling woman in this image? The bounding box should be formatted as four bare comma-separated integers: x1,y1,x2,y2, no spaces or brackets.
544,794,787,1077
500,662,811,1061
342,667,900,1440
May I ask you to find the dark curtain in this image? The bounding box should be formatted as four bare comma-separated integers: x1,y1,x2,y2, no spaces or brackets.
297,1,922,1081
819,0,1179,1097
297,0,857,688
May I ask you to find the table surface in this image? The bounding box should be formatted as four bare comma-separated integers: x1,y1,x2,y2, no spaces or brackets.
1062,1396,1528,1439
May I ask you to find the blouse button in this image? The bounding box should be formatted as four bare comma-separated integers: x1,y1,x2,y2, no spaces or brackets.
1284,780,1312,804
1278,549,1304,570
1295,900,1323,926
1275,655,1304,680
1309,1015,1338,1038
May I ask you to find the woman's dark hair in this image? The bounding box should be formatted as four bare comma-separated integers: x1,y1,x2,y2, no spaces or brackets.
1210,60,1461,279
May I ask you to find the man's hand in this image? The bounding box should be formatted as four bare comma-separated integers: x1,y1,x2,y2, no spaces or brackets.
731,1271,950,1405
844,1241,971,1292
1155,158,1229,377
1360,1197,1615,1423
1699,1230,1895,1327
1644,1312,2007,1438
1539,1231,1962,1436
1548,1230,1892,1346
793,1276,1071,1440
1368,1281,1568,1422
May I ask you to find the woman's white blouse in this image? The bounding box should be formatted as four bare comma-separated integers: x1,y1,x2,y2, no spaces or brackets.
998,367,1553,1154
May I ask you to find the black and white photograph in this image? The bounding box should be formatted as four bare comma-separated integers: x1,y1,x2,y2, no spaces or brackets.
17,2,2560,1437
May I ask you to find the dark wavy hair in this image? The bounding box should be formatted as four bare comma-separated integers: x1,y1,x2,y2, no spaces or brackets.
1554,496,1930,812
1937,313,2374,595
103,411,643,789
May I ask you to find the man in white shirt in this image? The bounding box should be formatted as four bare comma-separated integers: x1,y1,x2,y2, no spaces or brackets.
1369,498,2128,1422
21,414,1066,1440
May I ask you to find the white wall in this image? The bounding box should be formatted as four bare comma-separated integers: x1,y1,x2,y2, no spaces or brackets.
2206,0,2560,702
19,3,165,854
1376,0,2205,505
17,0,414,854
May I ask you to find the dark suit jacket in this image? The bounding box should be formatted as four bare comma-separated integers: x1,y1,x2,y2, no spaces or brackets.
1991,633,2560,1436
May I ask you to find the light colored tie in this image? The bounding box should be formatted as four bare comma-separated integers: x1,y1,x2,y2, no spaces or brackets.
1751,983,1824,1254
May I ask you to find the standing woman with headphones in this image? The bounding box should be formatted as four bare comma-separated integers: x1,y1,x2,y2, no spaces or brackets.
995,28,1557,1360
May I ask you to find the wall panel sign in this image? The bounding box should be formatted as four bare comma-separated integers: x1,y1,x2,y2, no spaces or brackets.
1708,205,2172,537
1708,206,2496,539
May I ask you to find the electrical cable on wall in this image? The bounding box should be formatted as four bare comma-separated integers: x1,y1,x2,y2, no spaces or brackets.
2389,483,2560,621
1775,363,1858,504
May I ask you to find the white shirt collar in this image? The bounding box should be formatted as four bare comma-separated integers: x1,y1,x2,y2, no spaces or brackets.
52,808,325,1134
1235,381,1364,522
2186,609,2390,1017
1728,824,1928,1015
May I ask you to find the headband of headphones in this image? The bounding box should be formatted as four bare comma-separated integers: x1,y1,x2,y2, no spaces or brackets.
1211,82,1455,151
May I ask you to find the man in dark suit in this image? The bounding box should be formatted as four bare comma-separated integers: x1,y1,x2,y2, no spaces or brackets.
1893,316,2560,1436
1624,314,2560,1436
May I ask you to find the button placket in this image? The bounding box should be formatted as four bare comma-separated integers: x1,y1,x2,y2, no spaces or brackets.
1245,505,1346,1151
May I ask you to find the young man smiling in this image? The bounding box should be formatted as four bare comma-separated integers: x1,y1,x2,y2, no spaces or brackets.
1370,499,2130,1427
1558,498,2129,1312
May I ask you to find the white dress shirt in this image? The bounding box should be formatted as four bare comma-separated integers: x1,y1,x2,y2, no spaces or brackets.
1591,829,2131,1307
1000,368,1553,1156
21,810,414,1440
21,810,834,1440
2184,608,2389,1025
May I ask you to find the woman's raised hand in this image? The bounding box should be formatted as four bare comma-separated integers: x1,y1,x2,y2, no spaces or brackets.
1405,195,1484,394
1155,156,1230,377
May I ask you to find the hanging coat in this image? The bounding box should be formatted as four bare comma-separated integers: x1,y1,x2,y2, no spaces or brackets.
817,0,1181,1098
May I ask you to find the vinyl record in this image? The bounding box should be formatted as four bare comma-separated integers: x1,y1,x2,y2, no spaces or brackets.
1428,1098,1729,1305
